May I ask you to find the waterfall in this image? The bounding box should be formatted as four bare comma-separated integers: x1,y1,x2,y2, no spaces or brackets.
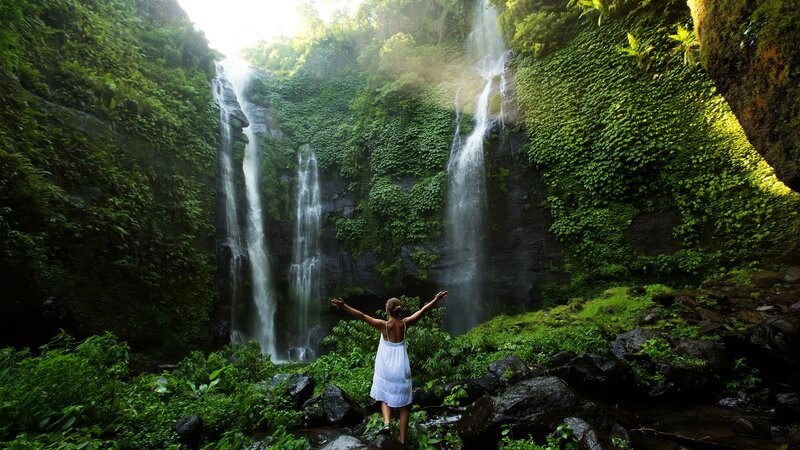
444,0,509,333
212,63,245,340
288,144,323,361
216,59,278,360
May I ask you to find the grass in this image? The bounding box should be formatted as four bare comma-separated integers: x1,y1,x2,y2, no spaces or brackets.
462,284,673,365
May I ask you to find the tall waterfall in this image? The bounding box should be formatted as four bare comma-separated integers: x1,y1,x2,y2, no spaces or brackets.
288,144,322,361
444,0,508,333
216,59,278,359
212,63,245,339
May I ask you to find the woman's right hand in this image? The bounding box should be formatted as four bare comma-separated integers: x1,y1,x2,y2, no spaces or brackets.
434,291,448,301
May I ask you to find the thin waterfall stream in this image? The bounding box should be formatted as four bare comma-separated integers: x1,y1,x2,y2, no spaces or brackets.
215,59,278,360
288,144,323,361
444,0,509,333
212,63,245,341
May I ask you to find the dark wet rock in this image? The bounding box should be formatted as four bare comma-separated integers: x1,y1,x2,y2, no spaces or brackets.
302,395,326,428
699,308,725,323
321,434,366,450
750,318,800,362
447,377,502,404
564,417,604,450
675,340,727,372
698,320,725,335
549,351,577,368
487,355,529,384
653,362,715,398
775,392,800,422
733,417,771,438
456,376,605,449
548,351,633,400
367,435,405,450
412,386,444,408
652,292,677,306
287,374,315,410
172,414,203,449
638,312,658,325
609,328,660,360
323,384,364,426
784,266,800,284
751,270,782,288
610,423,631,445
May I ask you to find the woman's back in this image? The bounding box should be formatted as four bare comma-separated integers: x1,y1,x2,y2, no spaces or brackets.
383,319,406,343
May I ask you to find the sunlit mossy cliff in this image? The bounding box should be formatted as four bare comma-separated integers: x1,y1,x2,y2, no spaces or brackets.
244,0,800,309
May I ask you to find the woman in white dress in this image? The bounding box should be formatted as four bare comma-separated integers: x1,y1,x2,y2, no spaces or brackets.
331,291,448,444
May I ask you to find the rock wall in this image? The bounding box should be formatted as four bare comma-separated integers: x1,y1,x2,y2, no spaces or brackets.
692,0,800,191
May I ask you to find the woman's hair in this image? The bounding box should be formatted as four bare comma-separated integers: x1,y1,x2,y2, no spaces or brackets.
386,297,403,318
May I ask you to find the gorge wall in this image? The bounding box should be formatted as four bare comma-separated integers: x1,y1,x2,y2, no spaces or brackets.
691,0,800,191
0,0,220,360
3,0,800,360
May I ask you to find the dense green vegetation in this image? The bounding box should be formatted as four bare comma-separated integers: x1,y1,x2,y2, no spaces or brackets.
1,285,696,448
501,0,800,284
241,0,800,294
0,0,220,358
242,0,471,280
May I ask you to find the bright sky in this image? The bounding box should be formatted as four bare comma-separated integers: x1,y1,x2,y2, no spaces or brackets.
176,0,362,57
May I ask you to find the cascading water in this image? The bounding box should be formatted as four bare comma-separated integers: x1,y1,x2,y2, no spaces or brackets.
288,144,323,361
212,63,246,341
444,0,509,333
217,59,278,360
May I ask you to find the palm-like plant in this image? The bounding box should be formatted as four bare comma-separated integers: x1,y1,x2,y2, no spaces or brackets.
619,32,654,71
668,25,700,65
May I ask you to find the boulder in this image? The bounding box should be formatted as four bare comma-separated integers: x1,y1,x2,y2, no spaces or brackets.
750,318,800,363
775,392,800,422
172,414,203,449
564,417,605,450
456,376,605,449
412,386,444,408
486,355,529,385
652,361,715,399
320,434,367,450
609,329,660,360
287,374,315,410
367,435,406,450
322,384,364,426
446,377,502,405
302,395,326,428
548,351,634,400
675,339,728,372
751,270,782,288
784,266,800,284
549,351,577,367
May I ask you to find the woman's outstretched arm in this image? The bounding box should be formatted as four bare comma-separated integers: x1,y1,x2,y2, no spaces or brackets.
330,297,385,330
404,291,448,327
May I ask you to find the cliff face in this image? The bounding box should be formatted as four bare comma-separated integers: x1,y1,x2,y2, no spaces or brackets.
0,0,220,359
692,0,800,191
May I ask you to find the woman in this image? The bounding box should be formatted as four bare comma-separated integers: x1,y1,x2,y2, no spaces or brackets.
330,291,448,444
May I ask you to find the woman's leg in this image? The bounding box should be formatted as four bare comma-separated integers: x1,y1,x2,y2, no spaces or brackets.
398,406,410,444
381,401,391,425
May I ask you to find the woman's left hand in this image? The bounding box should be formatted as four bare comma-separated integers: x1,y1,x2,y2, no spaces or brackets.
330,297,345,309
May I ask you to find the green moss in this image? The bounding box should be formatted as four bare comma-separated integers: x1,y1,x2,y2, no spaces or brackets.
515,18,800,282
0,0,219,358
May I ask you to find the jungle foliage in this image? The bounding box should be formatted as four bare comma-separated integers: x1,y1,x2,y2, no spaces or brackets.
495,0,800,283
242,0,471,275
0,285,675,448
244,0,800,293
0,0,220,359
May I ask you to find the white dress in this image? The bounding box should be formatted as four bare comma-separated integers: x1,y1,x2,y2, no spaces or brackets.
370,320,412,408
